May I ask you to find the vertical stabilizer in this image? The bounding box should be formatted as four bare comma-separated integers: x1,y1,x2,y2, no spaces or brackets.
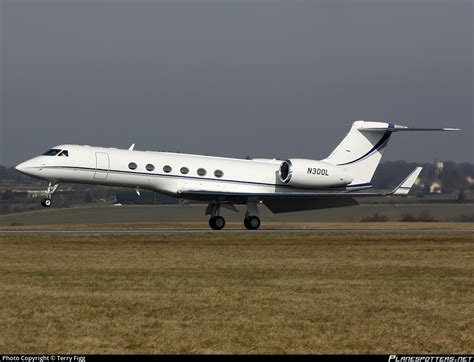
323,120,458,185
323,121,394,184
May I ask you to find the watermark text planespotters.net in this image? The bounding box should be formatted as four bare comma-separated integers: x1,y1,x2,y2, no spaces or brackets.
389,356,473,362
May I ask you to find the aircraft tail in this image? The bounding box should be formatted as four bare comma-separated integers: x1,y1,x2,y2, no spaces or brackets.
323,120,459,185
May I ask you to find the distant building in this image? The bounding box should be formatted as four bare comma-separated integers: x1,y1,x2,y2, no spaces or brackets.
429,180,443,194
434,160,444,175
429,160,446,193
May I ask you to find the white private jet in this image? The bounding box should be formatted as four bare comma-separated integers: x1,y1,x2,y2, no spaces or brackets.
15,121,459,230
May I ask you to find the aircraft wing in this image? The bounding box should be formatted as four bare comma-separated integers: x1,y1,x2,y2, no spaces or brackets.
177,167,422,213
177,189,362,202
177,190,361,213
389,167,423,195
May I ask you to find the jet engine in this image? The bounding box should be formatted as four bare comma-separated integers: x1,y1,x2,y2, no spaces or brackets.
278,159,353,188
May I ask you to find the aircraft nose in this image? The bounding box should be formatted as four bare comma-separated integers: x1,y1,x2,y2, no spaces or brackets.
15,160,35,175
15,161,27,172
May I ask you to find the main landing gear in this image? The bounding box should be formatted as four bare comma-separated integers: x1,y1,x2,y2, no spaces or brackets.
205,201,261,230
206,203,226,230
209,216,226,230
243,200,260,230
40,181,59,208
244,215,260,230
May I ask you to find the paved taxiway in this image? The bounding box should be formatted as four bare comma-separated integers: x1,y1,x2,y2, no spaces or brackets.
1,228,473,235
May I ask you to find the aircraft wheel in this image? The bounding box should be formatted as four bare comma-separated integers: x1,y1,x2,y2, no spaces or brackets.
41,198,52,207
244,216,260,230
209,216,225,230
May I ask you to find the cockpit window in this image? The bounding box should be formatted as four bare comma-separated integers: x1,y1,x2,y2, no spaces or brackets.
58,150,69,157
43,149,61,156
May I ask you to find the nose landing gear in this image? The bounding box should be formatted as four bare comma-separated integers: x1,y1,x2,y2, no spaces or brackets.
40,198,52,207
40,181,59,208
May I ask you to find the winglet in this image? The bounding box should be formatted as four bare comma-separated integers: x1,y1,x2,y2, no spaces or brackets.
128,143,135,151
389,167,423,195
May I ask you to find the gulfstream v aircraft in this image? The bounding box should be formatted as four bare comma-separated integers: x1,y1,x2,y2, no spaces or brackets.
15,121,458,230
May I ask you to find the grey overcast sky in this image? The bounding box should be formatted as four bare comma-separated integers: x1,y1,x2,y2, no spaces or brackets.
0,0,472,166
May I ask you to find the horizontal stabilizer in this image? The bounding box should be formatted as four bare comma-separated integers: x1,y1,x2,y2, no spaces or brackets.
360,124,460,132
389,167,423,196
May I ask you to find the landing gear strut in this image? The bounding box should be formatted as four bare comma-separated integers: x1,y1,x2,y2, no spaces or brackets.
244,201,261,230
40,181,59,208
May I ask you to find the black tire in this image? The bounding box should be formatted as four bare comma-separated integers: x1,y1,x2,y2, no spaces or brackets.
244,217,251,229
42,198,52,207
209,216,225,230
244,216,260,230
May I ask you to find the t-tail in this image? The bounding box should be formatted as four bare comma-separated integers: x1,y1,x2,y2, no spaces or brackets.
323,120,460,187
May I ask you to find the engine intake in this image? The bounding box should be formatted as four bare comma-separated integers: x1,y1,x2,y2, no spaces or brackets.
279,159,292,183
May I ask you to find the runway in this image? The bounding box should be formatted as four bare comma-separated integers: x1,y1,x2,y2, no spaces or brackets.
1,227,473,235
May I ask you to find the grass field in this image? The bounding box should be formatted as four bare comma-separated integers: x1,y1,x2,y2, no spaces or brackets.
0,231,472,354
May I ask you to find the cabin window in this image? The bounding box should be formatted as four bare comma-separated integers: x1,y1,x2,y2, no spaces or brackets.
163,165,172,173
128,162,138,170
58,150,69,157
214,169,224,178
180,167,189,175
146,164,155,172
197,168,207,176
43,149,61,156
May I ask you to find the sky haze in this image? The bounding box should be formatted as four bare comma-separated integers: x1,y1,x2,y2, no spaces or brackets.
1,0,472,166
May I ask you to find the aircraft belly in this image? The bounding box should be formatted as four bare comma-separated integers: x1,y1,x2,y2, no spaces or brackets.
151,177,275,196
